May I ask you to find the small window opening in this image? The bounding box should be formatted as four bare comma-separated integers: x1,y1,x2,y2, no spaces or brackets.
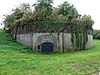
38,45,40,49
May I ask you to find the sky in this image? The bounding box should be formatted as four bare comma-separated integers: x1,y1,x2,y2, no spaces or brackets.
0,0,100,30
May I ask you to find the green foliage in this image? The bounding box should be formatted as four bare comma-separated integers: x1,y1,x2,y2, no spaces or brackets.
3,0,94,50
3,0,94,32
33,0,53,20
71,29,74,46
35,0,53,11
58,1,78,21
82,15,94,27
83,27,88,49
70,18,90,50
3,3,32,28
0,30,100,75
74,24,80,50
93,30,100,39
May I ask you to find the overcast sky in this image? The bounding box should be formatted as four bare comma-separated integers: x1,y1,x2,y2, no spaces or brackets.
0,0,100,30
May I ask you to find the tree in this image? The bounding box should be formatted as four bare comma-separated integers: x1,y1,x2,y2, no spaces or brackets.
82,15,94,26
3,3,32,28
33,0,53,21
93,30,100,39
58,1,78,21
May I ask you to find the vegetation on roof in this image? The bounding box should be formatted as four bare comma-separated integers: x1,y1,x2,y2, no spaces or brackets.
3,0,94,31
3,0,94,50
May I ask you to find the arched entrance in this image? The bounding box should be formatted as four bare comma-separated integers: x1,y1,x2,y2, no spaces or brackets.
41,42,53,54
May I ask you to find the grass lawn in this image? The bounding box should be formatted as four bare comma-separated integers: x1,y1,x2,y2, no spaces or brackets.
0,30,100,75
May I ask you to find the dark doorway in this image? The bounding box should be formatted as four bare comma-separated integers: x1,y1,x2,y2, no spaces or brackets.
41,42,53,54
